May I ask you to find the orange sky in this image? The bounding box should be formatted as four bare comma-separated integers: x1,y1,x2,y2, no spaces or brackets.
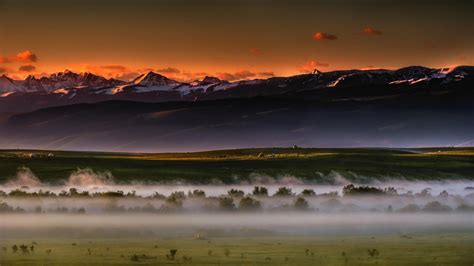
1,0,473,81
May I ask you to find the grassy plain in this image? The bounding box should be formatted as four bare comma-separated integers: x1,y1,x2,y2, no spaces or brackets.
1,233,474,265
0,148,473,184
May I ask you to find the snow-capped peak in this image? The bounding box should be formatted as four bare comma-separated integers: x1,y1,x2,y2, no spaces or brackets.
132,71,178,86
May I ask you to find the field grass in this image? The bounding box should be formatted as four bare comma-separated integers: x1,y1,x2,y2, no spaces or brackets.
1,234,473,265
1,147,474,184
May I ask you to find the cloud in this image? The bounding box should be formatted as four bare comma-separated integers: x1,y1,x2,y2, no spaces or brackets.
0,56,11,64
86,65,128,72
298,60,330,73
312,32,338,41
156,67,181,75
234,70,257,79
84,65,140,81
362,26,383,36
249,48,263,56
18,65,36,72
1,50,38,64
216,70,275,81
258,71,274,77
100,65,128,72
216,72,237,81
15,50,38,63
0,67,7,74
217,70,256,81
113,72,140,81
181,71,208,81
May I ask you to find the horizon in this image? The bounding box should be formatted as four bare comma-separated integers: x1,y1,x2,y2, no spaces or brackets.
1,0,473,81
1,64,472,83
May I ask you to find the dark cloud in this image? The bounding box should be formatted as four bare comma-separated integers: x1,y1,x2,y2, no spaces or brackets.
113,72,140,81
0,56,11,64
234,70,256,79
313,32,338,41
362,27,383,36
16,50,38,63
18,65,36,72
216,72,237,81
258,71,274,77
216,70,272,81
156,67,181,74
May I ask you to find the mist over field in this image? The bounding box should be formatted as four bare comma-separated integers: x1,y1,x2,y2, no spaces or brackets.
1,213,473,239
2,166,473,240
2,166,474,196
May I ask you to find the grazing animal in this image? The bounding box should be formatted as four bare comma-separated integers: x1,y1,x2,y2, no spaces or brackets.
368,249,380,258
20,245,29,254
224,248,230,257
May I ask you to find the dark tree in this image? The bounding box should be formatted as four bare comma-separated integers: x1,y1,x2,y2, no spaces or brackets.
294,197,309,210
238,197,261,211
252,186,268,197
219,197,235,211
274,187,294,197
228,189,245,198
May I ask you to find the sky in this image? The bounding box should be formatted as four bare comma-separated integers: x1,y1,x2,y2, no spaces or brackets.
0,0,473,81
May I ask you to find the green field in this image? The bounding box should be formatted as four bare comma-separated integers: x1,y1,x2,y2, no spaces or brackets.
1,234,473,265
1,147,474,184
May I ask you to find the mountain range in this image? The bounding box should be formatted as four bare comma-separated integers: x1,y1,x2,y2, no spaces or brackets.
0,65,473,152
1,66,472,113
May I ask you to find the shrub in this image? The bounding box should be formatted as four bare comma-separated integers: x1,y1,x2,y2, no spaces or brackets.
300,189,316,197
188,189,206,198
294,197,309,210
228,189,245,198
219,197,235,210
252,186,268,197
342,184,384,196
274,187,294,197
238,197,261,211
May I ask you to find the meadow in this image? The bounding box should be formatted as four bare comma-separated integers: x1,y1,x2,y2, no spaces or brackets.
1,234,473,265
0,147,473,184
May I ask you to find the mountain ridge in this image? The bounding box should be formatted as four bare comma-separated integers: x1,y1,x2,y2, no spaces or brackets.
0,65,472,113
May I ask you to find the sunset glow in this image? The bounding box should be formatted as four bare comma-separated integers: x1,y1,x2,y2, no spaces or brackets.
1,0,472,81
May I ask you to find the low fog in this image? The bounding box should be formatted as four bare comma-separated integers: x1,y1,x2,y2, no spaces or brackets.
1,213,473,239
1,167,473,238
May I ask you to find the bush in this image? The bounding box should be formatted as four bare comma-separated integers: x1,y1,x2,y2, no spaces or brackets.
300,189,316,197
228,189,245,198
252,186,268,197
342,184,384,196
188,189,206,198
274,187,294,197
238,197,261,211
219,197,235,211
294,197,309,210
